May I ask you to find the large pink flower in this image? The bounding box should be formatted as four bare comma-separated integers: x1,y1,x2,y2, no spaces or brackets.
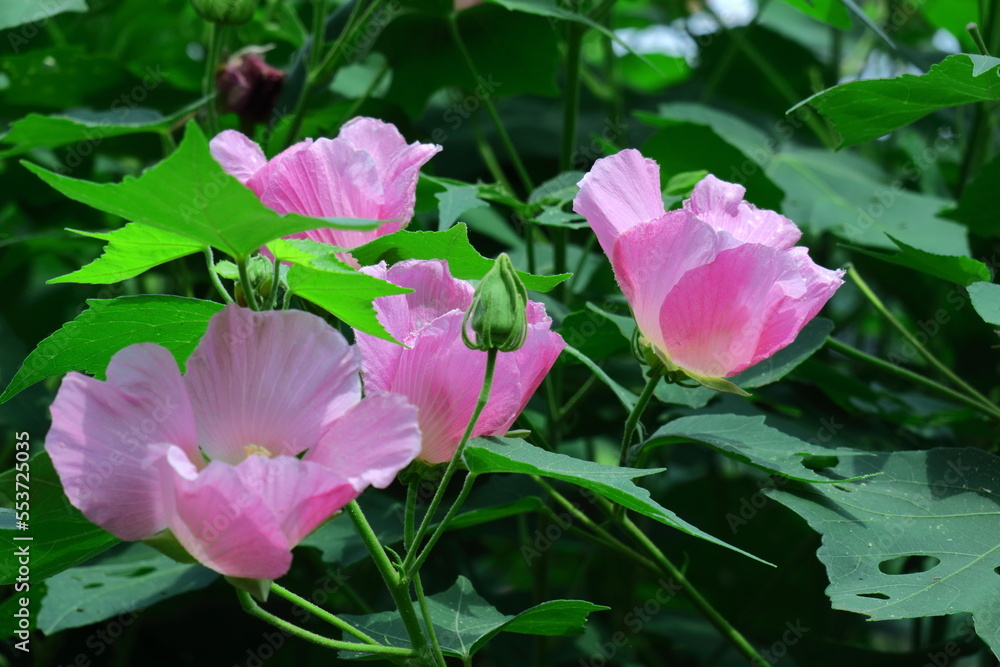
210,117,441,255
573,149,843,380
45,305,421,579
354,260,566,464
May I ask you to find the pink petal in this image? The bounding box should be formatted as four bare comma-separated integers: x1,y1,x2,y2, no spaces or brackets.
612,214,737,359
209,130,267,185
232,455,359,546
656,243,802,377
573,149,666,259
184,304,362,464
45,344,199,540
304,393,421,489
685,175,802,249
166,453,292,579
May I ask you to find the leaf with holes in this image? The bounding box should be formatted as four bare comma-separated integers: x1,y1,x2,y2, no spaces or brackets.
37,543,217,633
768,448,1000,659
340,576,607,660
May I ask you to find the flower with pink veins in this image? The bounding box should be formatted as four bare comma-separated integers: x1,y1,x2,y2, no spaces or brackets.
354,259,566,465
45,304,421,580
209,117,441,263
573,149,843,385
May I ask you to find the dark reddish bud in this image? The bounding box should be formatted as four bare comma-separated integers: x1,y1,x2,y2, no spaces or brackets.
216,52,286,125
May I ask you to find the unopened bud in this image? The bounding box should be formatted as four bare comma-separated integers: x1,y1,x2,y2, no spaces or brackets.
191,0,257,25
462,253,528,352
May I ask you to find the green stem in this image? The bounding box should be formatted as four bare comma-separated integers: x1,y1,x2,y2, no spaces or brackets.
413,574,447,667
849,266,996,409
558,374,598,421
204,247,234,303
404,479,419,553
403,349,498,577
561,23,583,173
619,368,662,467
236,590,414,658
407,472,479,576
447,14,534,195
268,583,379,644
236,255,261,310
471,119,515,194
265,254,281,310
825,337,1000,421
202,23,225,137
345,501,431,661
309,0,330,72
618,516,772,667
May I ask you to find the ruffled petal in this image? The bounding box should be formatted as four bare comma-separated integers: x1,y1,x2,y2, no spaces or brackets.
304,393,421,489
573,149,666,259
209,130,267,185
45,344,199,540
685,175,802,249
184,304,361,463
166,452,291,579
656,243,801,377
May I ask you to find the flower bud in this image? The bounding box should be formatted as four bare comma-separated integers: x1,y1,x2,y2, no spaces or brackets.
191,0,257,25
217,51,286,124
462,253,528,352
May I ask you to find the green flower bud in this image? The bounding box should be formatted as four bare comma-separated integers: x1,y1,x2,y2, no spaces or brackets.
191,0,257,25
462,253,528,352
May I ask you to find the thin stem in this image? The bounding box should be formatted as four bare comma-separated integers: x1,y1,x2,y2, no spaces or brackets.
558,374,598,421
268,583,379,644
265,254,281,310
236,590,414,658
403,349,498,577
561,23,583,172
309,0,330,72
825,337,1000,421
849,266,996,409
447,14,534,194
202,23,225,137
407,472,479,576
204,247,234,303
236,255,261,310
345,501,430,661
618,516,772,667
413,574,447,667
619,368,662,467
404,479,419,552
471,119,515,194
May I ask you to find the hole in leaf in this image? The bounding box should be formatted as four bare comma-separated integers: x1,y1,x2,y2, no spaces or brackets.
83,582,103,589
857,593,890,600
878,555,941,575
124,567,156,578
995,566,1000,576
801,455,839,472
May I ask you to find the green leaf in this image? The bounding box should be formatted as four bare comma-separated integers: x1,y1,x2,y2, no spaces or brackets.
0,295,223,404
22,122,378,259
967,282,1000,326
0,50,128,110
464,436,769,563
49,224,204,285
340,576,607,659
436,183,489,229
643,414,873,483
348,224,570,292
777,0,851,28
561,344,637,411
794,54,1000,147
940,154,1000,237
37,543,217,634
0,454,120,585
767,147,971,254
768,448,1000,659
0,100,205,158
846,236,991,286
0,1,87,32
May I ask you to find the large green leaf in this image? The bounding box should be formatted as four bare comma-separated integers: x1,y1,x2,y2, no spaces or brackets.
642,414,872,483
846,236,991,286
768,448,1000,659
464,437,768,563
777,0,851,28
348,224,570,292
340,576,607,659
37,543,217,634
435,182,489,229
0,1,88,33
794,54,1000,146
967,282,1000,326
49,224,204,285
0,100,204,158
22,122,378,259
0,454,120,586
940,154,1000,237
0,296,223,403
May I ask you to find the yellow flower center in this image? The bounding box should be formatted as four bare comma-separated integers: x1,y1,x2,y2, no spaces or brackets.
244,444,274,458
